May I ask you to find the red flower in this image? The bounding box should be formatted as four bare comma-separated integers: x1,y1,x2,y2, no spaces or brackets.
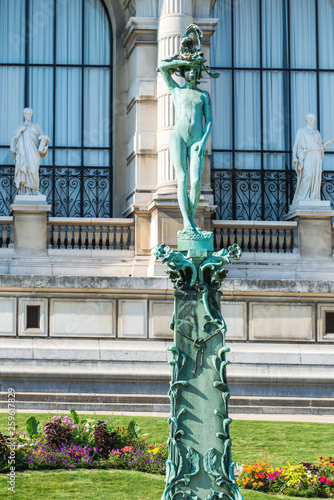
121,446,133,453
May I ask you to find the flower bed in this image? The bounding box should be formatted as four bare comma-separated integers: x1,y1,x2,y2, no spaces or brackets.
0,411,167,476
237,459,334,497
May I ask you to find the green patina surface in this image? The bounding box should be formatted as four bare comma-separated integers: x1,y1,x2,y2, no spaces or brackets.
156,23,243,500
157,24,218,231
155,241,243,500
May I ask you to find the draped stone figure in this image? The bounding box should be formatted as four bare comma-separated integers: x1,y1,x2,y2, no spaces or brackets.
10,108,50,195
292,114,334,203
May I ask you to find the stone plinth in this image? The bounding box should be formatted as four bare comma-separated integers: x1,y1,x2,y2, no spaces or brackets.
10,195,51,255
285,200,334,261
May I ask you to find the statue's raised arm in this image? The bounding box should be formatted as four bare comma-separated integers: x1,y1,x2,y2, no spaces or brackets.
157,24,219,232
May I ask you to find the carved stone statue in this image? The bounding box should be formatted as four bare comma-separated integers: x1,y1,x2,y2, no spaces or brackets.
292,114,334,203
10,108,50,195
158,25,219,231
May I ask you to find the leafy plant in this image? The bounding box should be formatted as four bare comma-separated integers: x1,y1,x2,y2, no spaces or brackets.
69,409,80,426
93,420,117,458
0,431,9,471
128,419,140,439
43,417,73,448
26,416,42,438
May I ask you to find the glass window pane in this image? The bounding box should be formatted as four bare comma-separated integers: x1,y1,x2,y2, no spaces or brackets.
56,68,82,147
28,67,53,142
235,71,261,150
262,0,288,68
318,0,334,69
0,148,14,165
0,67,25,145
29,0,54,64
83,69,110,147
235,153,261,170
234,0,260,67
56,0,82,64
40,149,53,167
84,0,110,65
211,152,233,170
0,0,25,63
291,72,317,138
263,71,289,150
263,153,289,170
83,150,109,166
210,0,232,67
55,149,81,167
211,71,232,150
322,154,334,171
290,0,316,68
320,73,334,153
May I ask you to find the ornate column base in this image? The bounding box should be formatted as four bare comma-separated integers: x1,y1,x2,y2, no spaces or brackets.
155,231,243,500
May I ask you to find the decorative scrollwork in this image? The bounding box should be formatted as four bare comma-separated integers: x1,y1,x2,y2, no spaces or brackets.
155,243,241,292
0,166,111,217
163,346,200,500
212,168,299,221
155,244,197,289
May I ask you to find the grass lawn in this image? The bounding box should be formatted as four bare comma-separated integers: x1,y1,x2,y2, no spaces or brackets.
0,412,333,499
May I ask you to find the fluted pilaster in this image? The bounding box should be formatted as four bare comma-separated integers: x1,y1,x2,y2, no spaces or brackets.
156,0,193,190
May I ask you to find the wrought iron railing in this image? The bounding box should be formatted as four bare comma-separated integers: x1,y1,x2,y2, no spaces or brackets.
212,169,334,221
0,166,112,218
213,220,298,253
48,218,135,250
212,169,296,220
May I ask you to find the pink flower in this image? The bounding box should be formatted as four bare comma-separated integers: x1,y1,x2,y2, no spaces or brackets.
121,446,133,453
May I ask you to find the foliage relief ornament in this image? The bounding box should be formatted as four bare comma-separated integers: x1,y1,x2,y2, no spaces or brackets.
154,243,241,292
162,345,200,499
157,241,243,499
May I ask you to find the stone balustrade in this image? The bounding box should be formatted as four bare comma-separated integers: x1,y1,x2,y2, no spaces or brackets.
212,220,298,254
0,216,13,248
48,218,135,251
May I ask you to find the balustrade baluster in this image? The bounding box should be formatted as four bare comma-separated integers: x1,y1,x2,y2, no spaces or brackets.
250,227,256,252
257,228,264,252
264,228,271,252
129,224,135,250
59,225,66,249
278,228,285,253
73,225,80,249
115,226,122,250
87,225,94,249
101,226,108,249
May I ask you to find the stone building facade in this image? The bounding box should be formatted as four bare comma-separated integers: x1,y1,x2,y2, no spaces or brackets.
0,0,334,413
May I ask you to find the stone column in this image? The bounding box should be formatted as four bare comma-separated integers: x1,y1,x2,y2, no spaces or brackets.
155,241,243,499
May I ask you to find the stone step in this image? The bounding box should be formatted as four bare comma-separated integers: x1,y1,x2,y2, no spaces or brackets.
0,393,333,415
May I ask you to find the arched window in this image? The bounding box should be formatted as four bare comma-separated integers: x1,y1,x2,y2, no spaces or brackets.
0,0,112,217
211,0,334,221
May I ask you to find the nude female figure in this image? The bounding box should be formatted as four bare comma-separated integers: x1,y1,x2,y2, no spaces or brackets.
158,59,212,231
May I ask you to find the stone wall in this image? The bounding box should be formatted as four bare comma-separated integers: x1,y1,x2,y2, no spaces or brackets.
0,275,333,398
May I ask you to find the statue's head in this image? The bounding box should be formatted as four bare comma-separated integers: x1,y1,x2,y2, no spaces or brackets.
305,113,316,126
184,67,199,84
23,108,33,121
